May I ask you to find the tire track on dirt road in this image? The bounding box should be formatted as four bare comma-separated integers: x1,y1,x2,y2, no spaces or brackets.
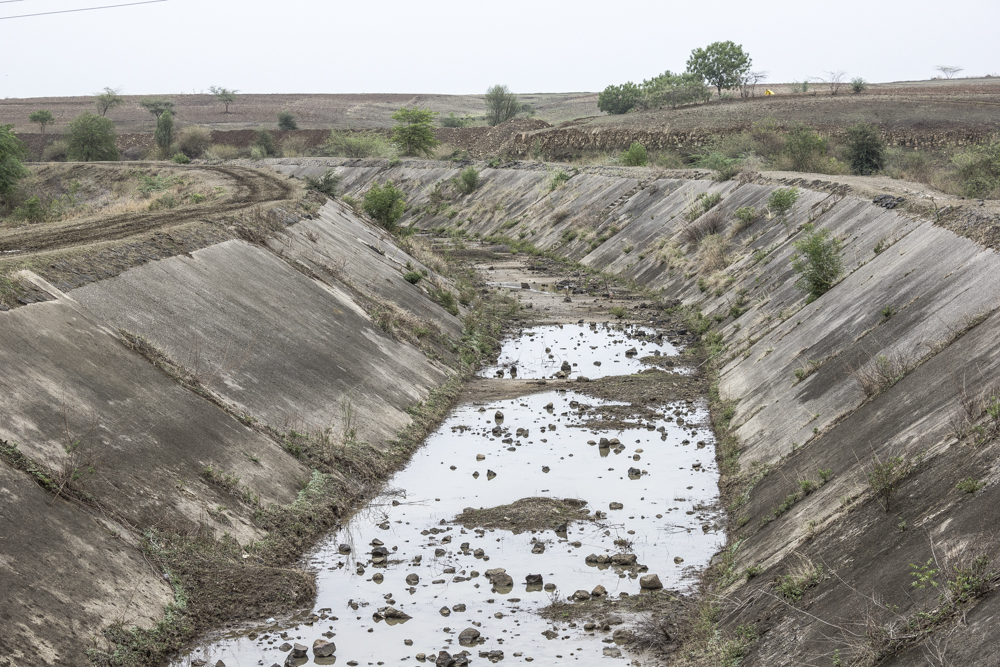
0,165,297,257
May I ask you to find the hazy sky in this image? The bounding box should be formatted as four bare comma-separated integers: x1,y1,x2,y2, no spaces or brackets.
3,0,998,98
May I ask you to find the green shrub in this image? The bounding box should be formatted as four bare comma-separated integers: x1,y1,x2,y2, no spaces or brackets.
403,271,423,284
254,129,278,157
363,181,406,230
440,113,473,128
176,126,212,159
732,206,758,233
610,306,627,319
277,110,297,130
953,142,1000,198
171,153,190,164
325,131,394,158
304,169,341,197
154,110,174,155
620,142,648,167
598,82,641,115
457,166,480,194
13,195,49,222
791,223,843,301
39,140,67,162
549,171,572,190
851,77,869,94
845,123,886,175
433,287,459,315
768,187,799,218
956,478,984,494
639,70,711,108
698,152,740,181
783,125,828,172
65,112,118,161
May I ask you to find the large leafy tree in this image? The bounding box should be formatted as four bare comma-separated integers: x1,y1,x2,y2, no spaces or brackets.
140,98,175,119
686,41,752,97
66,113,119,162
0,124,29,203
391,107,439,157
484,84,520,126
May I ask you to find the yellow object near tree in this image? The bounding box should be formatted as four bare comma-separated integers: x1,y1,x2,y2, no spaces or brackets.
765,89,775,96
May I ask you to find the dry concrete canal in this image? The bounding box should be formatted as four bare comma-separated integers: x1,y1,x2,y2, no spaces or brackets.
175,262,720,667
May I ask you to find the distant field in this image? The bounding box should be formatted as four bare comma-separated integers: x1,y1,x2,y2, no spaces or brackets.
0,92,598,134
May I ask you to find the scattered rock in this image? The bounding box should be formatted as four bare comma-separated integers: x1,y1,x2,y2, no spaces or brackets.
531,542,545,554
591,584,607,597
291,643,308,658
609,502,624,510
603,647,623,658
279,643,292,652
337,544,351,554
674,556,684,564
313,639,336,658
611,553,637,566
459,627,481,642
640,574,663,590
525,574,543,585
372,573,384,583
571,589,591,601
440,606,452,617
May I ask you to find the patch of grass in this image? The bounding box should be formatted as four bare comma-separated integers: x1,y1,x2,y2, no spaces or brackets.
956,477,984,494
863,451,915,513
776,559,824,601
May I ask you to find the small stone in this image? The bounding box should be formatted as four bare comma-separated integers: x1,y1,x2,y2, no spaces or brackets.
531,542,545,554
279,643,292,652
674,556,684,564
609,502,624,510
372,573,384,583
338,544,351,554
406,573,420,585
459,627,481,641
603,647,623,658
571,589,591,601
640,574,663,590
543,583,556,591
440,606,452,617
525,574,543,585
476,454,485,461
591,584,607,597
290,643,308,658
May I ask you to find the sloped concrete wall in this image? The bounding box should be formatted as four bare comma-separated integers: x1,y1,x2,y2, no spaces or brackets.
0,197,463,666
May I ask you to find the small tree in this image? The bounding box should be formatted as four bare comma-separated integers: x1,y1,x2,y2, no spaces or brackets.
363,181,406,230
484,84,520,126
391,107,439,157
738,70,768,99
768,187,800,218
791,223,843,301
209,86,238,113
139,98,175,119
0,124,29,203
154,110,174,155
823,71,847,95
851,77,869,94
94,87,125,117
935,66,963,79
29,110,55,134
686,41,752,97
845,123,886,175
66,113,118,162
177,126,212,159
277,110,297,130
598,82,642,115
620,142,648,167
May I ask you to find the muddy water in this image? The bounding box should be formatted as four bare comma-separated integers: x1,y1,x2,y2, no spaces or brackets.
479,323,680,380
175,330,719,667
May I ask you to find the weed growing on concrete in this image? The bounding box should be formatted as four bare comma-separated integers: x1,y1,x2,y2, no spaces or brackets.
791,223,843,301
304,170,342,198
850,348,915,397
862,451,914,513
955,477,984,494
199,465,261,507
777,560,824,601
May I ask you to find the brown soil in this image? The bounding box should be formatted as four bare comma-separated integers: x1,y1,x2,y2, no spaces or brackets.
453,497,594,534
